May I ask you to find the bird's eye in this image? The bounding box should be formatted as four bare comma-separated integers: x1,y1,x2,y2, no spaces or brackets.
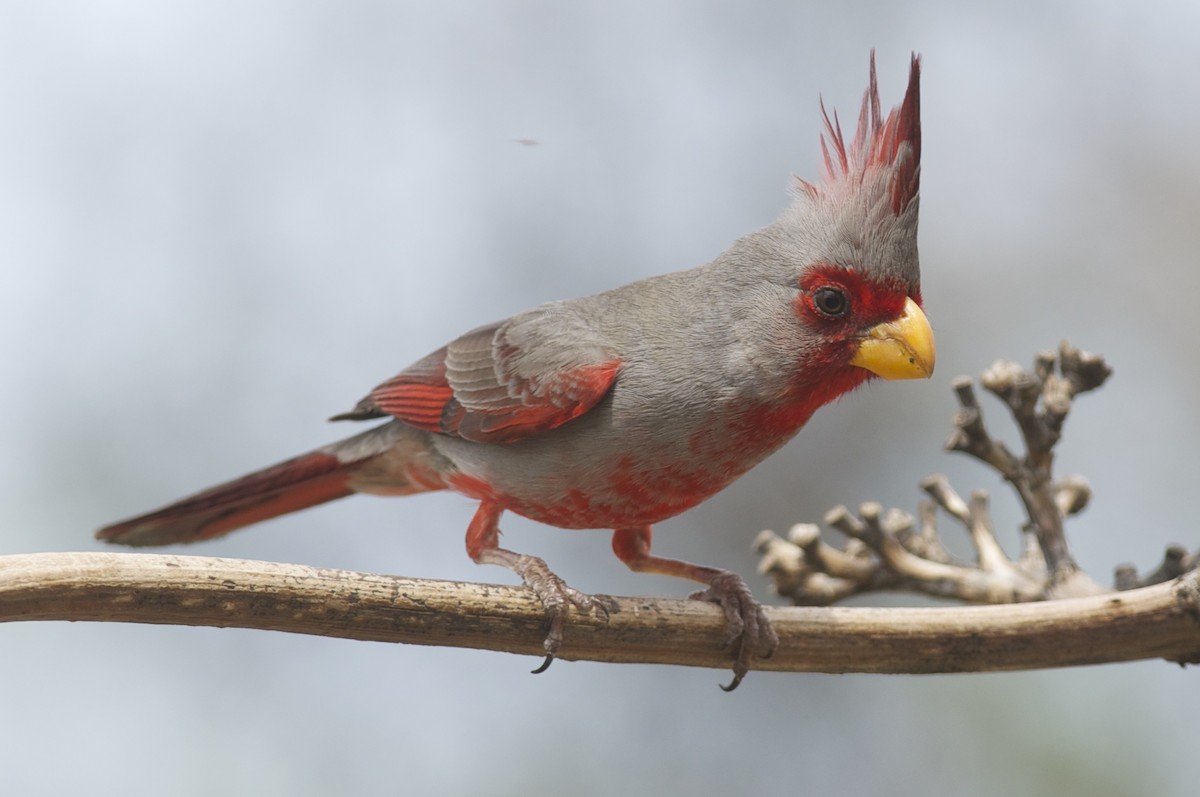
812,286,849,318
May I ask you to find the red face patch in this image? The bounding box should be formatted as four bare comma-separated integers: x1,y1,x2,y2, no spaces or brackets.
779,263,918,408
796,264,911,331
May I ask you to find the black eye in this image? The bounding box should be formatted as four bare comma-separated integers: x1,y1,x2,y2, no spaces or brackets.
812,286,849,318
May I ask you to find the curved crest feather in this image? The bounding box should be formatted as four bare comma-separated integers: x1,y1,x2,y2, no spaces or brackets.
798,51,921,216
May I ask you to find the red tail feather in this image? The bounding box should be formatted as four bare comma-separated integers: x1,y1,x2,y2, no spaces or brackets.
96,451,356,547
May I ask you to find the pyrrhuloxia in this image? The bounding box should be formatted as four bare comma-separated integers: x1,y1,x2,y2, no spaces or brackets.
98,53,932,689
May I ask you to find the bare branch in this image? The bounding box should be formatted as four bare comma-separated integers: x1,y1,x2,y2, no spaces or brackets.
759,342,1190,607
2,552,1198,674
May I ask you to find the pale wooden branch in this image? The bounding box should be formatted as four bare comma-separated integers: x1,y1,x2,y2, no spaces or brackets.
3,552,1199,675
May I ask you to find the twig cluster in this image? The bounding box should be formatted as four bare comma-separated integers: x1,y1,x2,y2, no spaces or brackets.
756,342,1198,606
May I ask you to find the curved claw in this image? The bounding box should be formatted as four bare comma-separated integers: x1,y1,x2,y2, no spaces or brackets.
484,551,612,675
470,506,615,675
689,570,778,691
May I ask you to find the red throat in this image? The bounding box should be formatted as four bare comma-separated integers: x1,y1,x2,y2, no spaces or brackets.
744,365,872,443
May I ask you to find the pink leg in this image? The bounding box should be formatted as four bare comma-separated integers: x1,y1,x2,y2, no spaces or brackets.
466,500,611,673
612,526,777,691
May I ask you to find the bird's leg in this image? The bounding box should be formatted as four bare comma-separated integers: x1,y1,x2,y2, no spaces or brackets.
466,500,612,673
612,526,778,691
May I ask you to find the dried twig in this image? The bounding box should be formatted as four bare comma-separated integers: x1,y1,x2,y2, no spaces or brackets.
757,342,1199,606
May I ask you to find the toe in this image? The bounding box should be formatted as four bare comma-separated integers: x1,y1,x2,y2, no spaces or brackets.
689,570,776,690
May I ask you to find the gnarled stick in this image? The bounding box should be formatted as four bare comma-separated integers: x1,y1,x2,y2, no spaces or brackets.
758,342,1198,606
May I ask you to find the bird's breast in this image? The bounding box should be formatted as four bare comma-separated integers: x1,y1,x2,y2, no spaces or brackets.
450,452,734,529
439,399,813,530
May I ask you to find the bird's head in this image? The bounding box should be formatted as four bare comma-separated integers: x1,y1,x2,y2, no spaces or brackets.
777,52,933,388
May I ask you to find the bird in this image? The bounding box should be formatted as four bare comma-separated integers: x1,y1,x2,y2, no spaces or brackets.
98,52,932,690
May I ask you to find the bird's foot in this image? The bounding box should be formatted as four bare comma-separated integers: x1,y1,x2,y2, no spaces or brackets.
502,552,616,674
689,570,778,691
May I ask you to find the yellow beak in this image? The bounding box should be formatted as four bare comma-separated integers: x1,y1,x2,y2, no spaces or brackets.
849,297,935,380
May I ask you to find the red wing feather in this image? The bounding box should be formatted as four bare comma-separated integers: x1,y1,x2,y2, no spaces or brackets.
362,321,621,444
363,349,456,433
449,358,621,442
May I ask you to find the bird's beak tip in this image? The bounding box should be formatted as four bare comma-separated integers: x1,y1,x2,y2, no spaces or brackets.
849,297,935,381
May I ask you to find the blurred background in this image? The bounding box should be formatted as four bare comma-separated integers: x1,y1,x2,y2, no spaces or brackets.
2,1,1197,794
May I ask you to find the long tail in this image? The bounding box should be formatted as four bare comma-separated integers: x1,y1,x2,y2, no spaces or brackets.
96,422,434,547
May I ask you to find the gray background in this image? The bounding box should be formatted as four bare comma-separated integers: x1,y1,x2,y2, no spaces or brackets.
2,1,1197,795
